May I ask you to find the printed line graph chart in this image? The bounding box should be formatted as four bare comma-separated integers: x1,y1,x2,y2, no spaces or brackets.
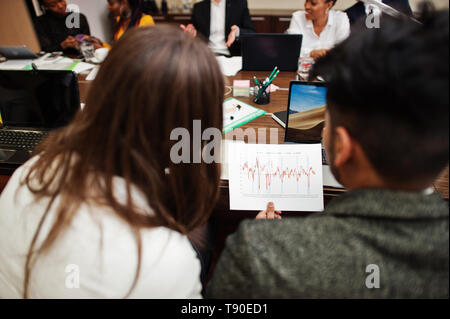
240,153,316,195
229,143,324,211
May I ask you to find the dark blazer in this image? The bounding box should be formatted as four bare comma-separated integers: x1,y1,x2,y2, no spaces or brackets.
345,0,412,30
192,0,255,56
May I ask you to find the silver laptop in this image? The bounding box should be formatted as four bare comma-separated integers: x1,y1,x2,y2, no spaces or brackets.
284,80,343,188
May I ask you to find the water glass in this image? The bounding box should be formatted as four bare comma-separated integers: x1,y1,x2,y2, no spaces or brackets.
80,40,95,62
298,57,315,80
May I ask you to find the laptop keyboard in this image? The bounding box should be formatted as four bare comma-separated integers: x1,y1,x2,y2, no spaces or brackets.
0,130,48,151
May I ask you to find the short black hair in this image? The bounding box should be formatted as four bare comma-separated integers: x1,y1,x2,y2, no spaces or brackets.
312,5,449,183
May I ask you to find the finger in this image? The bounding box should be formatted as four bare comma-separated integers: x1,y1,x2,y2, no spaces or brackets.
180,24,186,31
255,210,267,220
266,202,275,219
275,214,282,220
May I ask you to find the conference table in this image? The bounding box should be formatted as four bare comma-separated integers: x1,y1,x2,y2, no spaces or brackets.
75,69,447,205
0,69,448,283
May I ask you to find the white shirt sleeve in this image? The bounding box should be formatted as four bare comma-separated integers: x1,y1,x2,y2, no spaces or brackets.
286,11,303,34
334,11,351,45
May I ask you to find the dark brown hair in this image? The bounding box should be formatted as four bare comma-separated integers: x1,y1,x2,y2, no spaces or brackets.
22,25,224,298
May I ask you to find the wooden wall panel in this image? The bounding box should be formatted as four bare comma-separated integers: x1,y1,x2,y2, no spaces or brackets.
0,0,41,53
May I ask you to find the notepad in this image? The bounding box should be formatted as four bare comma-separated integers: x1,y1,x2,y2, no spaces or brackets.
223,98,266,134
233,80,250,97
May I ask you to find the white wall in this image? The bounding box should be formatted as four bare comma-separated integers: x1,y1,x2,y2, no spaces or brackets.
66,0,113,42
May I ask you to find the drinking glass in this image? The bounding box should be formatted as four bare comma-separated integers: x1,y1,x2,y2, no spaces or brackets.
80,40,95,63
297,57,315,80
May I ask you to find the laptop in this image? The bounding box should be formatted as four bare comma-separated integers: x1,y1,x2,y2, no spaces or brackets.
0,46,39,60
284,81,343,188
0,70,80,166
241,34,302,71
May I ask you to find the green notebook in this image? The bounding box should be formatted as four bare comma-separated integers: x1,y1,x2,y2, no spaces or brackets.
223,97,266,134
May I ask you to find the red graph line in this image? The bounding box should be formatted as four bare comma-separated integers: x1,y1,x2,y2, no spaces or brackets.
242,157,316,191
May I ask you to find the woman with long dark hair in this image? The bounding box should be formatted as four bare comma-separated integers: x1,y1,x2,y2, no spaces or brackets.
0,25,224,298
107,0,155,42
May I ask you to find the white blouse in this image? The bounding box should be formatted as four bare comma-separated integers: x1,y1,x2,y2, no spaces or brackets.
286,10,350,58
0,158,203,298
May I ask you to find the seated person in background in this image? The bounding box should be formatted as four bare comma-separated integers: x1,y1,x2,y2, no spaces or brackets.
345,0,412,30
206,6,449,298
35,0,101,53
0,25,224,298
286,0,350,60
107,0,155,42
180,0,256,56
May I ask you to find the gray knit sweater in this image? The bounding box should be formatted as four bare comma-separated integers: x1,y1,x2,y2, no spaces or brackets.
206,189,449,298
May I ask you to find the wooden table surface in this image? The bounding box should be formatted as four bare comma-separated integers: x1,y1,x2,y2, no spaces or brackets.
1,69,448,200
0,69,447,286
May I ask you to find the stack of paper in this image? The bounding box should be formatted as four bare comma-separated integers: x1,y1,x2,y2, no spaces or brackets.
233,80,250,97
0,54,95,74
0,60,33,70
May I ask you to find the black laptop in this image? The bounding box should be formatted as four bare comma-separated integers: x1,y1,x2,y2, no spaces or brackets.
0,46,39,60
284,81,343,188
241,34,302,71
0,70,80,166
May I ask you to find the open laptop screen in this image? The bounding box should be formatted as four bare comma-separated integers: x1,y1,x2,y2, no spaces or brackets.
0,70,80,129
285,81,327,143
241,34,302,71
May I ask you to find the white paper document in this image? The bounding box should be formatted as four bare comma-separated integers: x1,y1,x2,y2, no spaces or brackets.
221,139,245,180
229,143,324,212
86,66,100,81
0,59,33,70
216,56,242,76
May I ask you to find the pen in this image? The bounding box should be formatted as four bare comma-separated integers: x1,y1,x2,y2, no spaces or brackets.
267,66,278,82
263,71,279,91
254,76,261,87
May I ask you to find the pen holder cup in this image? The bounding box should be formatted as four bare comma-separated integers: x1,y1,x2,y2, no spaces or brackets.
253,80,270,105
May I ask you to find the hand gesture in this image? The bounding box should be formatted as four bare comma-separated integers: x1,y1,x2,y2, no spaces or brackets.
256,202,282,220
61,36,78,50
310,49,328,60
226,25,240,47
180,24,197,37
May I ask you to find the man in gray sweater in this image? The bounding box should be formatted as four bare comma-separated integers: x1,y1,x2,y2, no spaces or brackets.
206,8,449,298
